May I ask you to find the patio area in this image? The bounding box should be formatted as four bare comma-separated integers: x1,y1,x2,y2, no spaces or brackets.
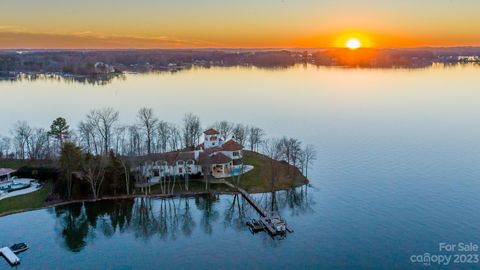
0,178,43,201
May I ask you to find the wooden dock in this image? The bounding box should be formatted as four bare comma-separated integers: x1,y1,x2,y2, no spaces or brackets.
223,180,293,234
0,247,20,265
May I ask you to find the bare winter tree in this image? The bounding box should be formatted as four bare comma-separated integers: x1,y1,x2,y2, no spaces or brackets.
302,144,317,178
0,136,11,159
78,120,98,154
289,138,302,169
137,107,158,154
27,128,50,160
156,121,171,153
279,137,302,167
118,156,131,195
11,121,32,159
248,126,265,152
128,125,142,156
213,121,233,140
82,154,107,200
263,138,282,188
113,125,128,155
182,113,201,150
87,108,119,155
169,124,182,151
232,123,249,146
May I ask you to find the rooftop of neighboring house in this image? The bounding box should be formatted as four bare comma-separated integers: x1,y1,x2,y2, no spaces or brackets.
0,168,15,177
203,128,220,135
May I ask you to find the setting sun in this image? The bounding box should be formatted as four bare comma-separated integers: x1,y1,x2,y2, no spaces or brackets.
334,32,372,49
346,38,361,49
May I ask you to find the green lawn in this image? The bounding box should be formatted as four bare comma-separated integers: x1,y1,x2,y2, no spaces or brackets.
145,151,308,194
228,151,308,192
0,159,31,170
0,181,52,215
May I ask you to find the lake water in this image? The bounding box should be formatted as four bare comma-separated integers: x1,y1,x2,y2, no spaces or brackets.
1,64,480,269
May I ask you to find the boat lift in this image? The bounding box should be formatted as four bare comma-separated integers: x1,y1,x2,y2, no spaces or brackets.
0,247,20,266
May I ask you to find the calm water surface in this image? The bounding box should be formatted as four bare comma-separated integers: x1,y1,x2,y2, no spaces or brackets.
1,64,480,269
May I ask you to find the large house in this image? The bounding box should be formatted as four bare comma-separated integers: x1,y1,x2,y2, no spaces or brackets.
137,128,251,183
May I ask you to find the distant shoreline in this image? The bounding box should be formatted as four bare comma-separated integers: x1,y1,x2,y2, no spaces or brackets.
1,48,479,85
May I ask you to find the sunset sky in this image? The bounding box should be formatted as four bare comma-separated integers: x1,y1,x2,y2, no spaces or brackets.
1,0,479,49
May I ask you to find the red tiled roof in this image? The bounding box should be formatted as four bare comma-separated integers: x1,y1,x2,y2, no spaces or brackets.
209,152,232,164
204,146,223,155
221,140,243,151
198,152,212,166
204,128,219,135
141,151,194,166
177,151,195,161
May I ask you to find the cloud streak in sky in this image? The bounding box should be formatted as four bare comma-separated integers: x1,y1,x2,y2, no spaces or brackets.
0,28,221,49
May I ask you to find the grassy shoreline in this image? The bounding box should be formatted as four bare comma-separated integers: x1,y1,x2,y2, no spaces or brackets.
0,151,308,217
0,181,52,215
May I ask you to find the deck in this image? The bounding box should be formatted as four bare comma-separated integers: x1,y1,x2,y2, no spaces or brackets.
0,247,20,265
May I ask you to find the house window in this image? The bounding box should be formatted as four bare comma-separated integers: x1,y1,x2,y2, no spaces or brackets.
233,151,239,157
187,160,194,165
210,136,217,141
179,168,183,173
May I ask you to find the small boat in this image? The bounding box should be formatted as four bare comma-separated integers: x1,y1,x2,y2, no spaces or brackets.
10,243,28,253
270,218,287,233
260,216,289,235
246,219,264,232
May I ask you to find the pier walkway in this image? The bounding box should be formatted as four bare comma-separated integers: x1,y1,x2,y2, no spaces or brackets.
222,180,293,234
223,181,268,217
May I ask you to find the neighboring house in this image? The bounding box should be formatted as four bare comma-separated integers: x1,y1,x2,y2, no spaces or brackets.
137,128,251,183
0,168,16,191
0,168,15,182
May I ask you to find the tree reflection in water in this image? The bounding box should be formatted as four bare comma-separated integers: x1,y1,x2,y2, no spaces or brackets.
195,194,219,235
54,203,90,252
53,185,313,252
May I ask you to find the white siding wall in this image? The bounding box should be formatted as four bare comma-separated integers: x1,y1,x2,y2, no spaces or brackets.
204,134,221,148
221,150,243,160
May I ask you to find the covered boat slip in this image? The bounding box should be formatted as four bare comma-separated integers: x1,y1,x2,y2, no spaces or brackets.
0,247,20,265
0,168,15,182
